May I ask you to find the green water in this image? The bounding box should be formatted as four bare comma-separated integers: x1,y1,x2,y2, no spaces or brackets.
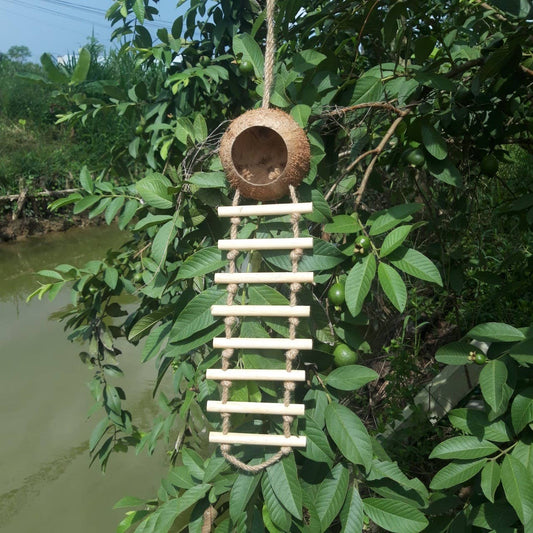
0,226,167,532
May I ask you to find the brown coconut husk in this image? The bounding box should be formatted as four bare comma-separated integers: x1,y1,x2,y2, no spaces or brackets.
219,108,310,201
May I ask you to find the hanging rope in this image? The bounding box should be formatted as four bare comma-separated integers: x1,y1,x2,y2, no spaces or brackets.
262,0,276,109
217,186,304,473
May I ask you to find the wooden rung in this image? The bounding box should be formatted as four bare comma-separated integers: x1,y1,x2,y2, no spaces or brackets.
206,369,306,381
211,304,310,317
213,337,313,350
218,202,313,217
218,237,313,251
215,272,314,284
207,401,305,416
209,431,307,447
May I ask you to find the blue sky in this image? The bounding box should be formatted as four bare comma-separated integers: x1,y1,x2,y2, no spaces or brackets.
0,0,183,62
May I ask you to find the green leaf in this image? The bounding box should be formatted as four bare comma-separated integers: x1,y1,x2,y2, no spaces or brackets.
345,254,376,317
325,365,378,391
267,454,302,519
448,408,512,442
435,342,474,365
369,204,422,236
388,246,442,286
479,360,508,412
363,498,428,533
134,214,174,231
324,215,361,234
89,418,110,452
351,77,383,104
315,463,349,530
233,33,264,77
230,471,262,523
262,473,291,531
135,484,210,533
325,402,372,470
71,47,91,84
481,461,501,503
105,196,125,225
340,485,364,533
170,287,226,342
37,269,64,280
430,459,486,490
189,171,226,188
429,436,499,460
511,387,533,433
378,263,407,312
509,338,533,364
104,267,119,290
40,52,69,84
500,455,533,524
421,121,447,160
132,0,145,23
79,166,93,193
128,307,173,342
292,49,327,73
136,174,174,209
263,238,344,271
299,416,335,464
176,247,226,279
113,496,147,509
151,219,176,266
290,104,312,128
73,195,100,214
427,157,462,187
380,225,413,257
118,199,139,230
467,322,526,343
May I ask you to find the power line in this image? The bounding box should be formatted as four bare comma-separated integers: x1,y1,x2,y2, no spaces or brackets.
1,0,109,28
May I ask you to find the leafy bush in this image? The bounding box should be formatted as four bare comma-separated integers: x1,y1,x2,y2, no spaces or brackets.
30,0,533,531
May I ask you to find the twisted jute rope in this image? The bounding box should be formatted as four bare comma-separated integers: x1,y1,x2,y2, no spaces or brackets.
218,185,303,473
262,0,276,109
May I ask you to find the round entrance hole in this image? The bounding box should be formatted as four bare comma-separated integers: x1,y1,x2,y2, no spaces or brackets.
231,126,288,186
219,108,310,201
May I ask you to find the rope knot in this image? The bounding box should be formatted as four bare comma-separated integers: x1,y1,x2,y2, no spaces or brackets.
221,349,234,360
220,444,231,453
290,282,302,293
290,248,304,262
224,316,236,327
281,446,292,455
288,317,299,327
286,349,299,362
227,283,238,295
227,250,239,261
230,217,241,225
285,382,296,394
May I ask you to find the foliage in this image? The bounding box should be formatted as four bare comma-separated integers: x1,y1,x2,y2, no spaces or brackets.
29,0,533,531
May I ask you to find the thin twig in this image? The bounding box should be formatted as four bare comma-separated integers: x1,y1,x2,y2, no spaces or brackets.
354,110,410,210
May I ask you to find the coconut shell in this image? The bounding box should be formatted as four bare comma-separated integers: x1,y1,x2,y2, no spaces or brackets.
219,108,310,201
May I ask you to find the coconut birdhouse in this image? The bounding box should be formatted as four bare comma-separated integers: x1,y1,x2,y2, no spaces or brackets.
219,108,310,201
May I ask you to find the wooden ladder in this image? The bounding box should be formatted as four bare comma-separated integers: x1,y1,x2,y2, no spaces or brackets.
206,201,313,448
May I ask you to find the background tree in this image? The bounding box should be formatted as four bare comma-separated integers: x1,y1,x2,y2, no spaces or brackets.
33,0,533,531
7,45,31,63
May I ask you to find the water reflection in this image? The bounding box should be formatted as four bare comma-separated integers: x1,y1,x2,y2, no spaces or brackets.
0,226,168,533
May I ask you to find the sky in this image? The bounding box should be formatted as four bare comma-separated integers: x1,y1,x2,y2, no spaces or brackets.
0,0,183,62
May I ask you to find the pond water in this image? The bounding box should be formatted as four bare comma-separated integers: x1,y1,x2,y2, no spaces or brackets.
0,225,167,532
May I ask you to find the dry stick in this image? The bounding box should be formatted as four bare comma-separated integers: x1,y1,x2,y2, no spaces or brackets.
0,188,79,203
262,0,276,109
317,101,405,120
354,110,410,210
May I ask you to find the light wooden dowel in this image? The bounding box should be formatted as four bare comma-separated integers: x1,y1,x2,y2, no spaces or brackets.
215,272,314,284
218,202,313,217
209,432,307,447
213,337,313,350
206,369,306,381
218,237,313,250
207,401,305,416
211,305,310,317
